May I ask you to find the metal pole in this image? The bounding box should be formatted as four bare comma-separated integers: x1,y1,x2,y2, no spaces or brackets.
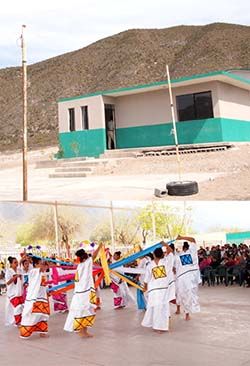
110,201,115,253
166,64,182,181
21,25,28,201
53,201,60,256
151,202,156,242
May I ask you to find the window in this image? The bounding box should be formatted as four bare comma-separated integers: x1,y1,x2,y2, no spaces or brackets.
176,91,214,122
81,106,89,130
68,108,75,131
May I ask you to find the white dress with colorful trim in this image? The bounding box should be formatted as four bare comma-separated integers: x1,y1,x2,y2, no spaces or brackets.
19,268,50,338
110,268,135,309
142,254,175,331
64,257,96,332
5,268,24,326
175,243,201,314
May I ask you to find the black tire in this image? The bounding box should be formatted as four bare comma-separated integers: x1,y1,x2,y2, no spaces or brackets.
166,181,199,196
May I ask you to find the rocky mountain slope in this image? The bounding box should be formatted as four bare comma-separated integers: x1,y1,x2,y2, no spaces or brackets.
0,22,249,151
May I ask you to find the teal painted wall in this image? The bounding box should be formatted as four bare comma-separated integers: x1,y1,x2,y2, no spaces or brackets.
116,123,175,148
116,118,223,149
226,231,250,244
59,129,106,158
58,118,250,158
221,118,250,141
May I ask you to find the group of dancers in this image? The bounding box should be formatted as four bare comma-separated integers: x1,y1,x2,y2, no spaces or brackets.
140,235,200,332
4,235,201,338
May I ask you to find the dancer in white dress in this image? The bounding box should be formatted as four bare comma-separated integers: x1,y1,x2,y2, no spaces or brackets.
19,257,50,339
141,242,175,333
174,235,201,321
5,256,24,326
110,251,135,309
64,243,103,338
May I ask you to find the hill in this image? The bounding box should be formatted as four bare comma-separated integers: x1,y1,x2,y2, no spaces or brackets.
0,22,250,152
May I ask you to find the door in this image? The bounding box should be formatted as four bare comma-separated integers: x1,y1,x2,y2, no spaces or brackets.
105,104,116,150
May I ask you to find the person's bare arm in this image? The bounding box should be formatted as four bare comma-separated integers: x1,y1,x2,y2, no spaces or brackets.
176,235,196,243
6,274,19,286
160,241,173,255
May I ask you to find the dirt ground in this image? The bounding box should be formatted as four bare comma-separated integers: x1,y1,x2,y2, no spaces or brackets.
95,143,250,200
0,143,249,201
97,145,250,176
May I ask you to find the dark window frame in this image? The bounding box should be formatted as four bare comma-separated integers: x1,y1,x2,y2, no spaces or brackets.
68,108,75,132
81,106,89,130
176,91,214,122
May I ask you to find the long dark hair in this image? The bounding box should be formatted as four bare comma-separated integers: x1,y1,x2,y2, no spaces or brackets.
32,257,41,267
153,248,164,259
8,256,17,265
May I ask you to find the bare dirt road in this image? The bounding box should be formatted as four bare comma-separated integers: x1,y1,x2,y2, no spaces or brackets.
0,144,249,202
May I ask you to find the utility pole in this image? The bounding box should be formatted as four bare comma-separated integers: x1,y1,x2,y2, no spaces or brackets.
21,25,28,201
151,201,156,242
110,201,115,253
54,201,61,257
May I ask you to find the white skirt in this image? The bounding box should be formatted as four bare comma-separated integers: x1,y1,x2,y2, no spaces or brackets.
176,285,200,314
142,303,170,331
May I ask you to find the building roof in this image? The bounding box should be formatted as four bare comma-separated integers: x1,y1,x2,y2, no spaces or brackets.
226,231,250,244
58,68,250,103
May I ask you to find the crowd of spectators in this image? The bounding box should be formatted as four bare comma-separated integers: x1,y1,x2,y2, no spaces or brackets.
198,243,250,287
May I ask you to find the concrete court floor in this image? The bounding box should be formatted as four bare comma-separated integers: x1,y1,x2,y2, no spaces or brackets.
0,286,250,366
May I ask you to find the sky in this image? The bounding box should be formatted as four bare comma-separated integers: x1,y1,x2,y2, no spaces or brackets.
1,0,250,68
186,201,250,233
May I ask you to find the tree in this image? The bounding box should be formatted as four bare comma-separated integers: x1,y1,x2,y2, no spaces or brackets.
137,203,194,244
136,206,152,244
90,205,194,249
16,222,35,246
89,220,111,244
16,206,86,256
113,212,141,246
90,211,141,248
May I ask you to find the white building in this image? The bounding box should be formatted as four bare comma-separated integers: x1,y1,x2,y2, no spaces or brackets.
57,69,250,158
